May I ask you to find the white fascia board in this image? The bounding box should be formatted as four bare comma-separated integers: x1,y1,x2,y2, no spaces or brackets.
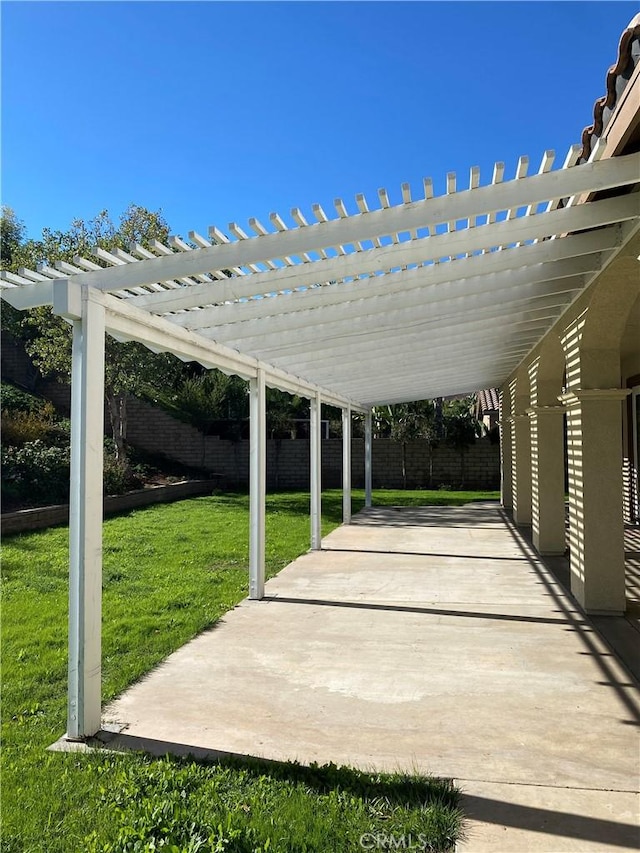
46,156,639,295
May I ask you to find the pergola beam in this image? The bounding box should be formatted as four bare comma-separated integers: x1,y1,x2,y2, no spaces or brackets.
224,293,574,361
125,190,638,313
51,280,367,412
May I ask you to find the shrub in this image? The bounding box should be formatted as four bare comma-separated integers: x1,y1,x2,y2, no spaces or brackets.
1,403,58,446
1,440,70,506
103,458,143,496
0,383,50,416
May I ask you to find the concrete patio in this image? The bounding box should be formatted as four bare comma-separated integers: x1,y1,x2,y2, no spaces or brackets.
102,502,640,852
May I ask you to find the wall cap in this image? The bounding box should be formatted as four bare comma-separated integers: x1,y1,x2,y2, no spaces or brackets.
526,405,565,417
559,388,631,407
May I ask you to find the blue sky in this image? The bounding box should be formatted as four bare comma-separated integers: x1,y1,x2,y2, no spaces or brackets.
2,1,637,242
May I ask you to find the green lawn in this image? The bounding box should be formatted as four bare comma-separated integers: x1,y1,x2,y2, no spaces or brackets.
1,489,491,852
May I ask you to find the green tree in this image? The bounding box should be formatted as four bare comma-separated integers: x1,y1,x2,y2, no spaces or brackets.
377,401,436,489
3,205,183,463
443,397,482,488
0,206,26,266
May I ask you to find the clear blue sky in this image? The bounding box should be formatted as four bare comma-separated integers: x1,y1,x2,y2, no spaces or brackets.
2,1,637,242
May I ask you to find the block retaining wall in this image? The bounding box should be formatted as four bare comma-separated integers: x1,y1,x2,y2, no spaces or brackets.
2,480,218,535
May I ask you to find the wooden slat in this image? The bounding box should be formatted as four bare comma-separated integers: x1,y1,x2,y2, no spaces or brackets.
1,270,33,285
18,268,50,282
56,260,87,275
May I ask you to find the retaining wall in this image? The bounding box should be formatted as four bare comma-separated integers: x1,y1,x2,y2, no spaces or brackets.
2,480,218,535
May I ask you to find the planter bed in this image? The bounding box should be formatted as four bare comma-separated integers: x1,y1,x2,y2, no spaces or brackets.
1,478,223,535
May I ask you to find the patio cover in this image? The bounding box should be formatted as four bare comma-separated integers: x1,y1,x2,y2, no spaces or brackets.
3,143,640,408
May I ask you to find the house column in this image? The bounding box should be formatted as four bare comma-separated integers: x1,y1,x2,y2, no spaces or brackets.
499,388,513,510
249,368,266,600
527,406,566,554
509,378,532,526
560,389,629,614
310,391,322,550
342,405,352,523
364,410,373,508
57,284,106,740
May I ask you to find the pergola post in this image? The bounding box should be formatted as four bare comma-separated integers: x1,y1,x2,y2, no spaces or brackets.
342,405,352,523
249,368,266,600
310,391,322,550
364,410,373,507
66,288,106,740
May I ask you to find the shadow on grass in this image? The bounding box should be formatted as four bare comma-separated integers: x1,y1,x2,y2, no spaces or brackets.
89,729,459,809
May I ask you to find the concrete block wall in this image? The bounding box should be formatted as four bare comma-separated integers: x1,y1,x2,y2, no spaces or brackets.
127,398,501,489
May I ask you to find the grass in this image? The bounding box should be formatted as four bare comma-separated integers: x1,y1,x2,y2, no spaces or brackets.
1,489,491,851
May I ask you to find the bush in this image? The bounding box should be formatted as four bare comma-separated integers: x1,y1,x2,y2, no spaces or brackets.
103,458,143,496
2,439,144,509
0,383,50,416
1,402,58,447
1,440,70,506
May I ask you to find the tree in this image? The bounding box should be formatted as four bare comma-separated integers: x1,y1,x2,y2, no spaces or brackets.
443,397,482,488
2,205,184,463
0,206,26,266
377,401,436,489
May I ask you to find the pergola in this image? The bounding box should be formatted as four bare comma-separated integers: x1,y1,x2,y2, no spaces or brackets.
2,140,639,741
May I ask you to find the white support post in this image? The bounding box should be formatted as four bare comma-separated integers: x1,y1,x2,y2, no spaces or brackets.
67,292,106,740
249,368,266,600
364,410,373,507
310,391,322,550
342,405,352,523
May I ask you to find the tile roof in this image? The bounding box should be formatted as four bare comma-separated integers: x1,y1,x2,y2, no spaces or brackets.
580,14,640,162
476,388,500,414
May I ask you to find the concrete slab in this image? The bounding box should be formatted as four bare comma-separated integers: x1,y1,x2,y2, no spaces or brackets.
457,780,639,852
103,503,640,852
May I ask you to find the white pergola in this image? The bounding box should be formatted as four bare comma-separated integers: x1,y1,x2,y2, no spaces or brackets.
2,140,639,739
